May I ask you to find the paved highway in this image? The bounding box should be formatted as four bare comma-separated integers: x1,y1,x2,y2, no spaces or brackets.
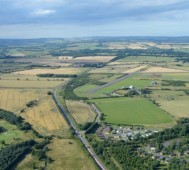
53,89,106,170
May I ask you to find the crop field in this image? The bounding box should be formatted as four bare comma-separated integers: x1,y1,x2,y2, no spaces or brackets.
13,67,83,75
66,100,96,124
123,65,147,73
143,66,188,73
74,56,116,62
150,90,189,119
118,56,174,62
47,138,97,170
89,97,174,126
89,65,138,74
0,79,63,88
22,96,69,136
0,89,47,112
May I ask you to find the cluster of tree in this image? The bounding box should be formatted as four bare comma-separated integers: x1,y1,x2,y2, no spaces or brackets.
169,158,188,170
162,80,187,87
91,140,160,170
0,109,31,130
37,73,77,78
125,90,139,97
0,140,36,170
26,100,38,107
64,74,89,100
0,126,6,133
79,122,93,131
32,137,53,163
82,63,106,68
146,119,189,143
85,122,99,134
184,90,189,95
50,48,115,57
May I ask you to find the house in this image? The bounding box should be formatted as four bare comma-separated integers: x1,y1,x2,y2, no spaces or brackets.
152,154,159,159
151,81,159,86
129,85,134,89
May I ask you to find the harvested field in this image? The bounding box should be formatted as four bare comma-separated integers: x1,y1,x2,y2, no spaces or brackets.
0,79,63,88
89,65,137,74
0,89,47,112
47,138,97,170
74,56,116,62
12,67,83,75
66,100,96,124
143,67,188,73
150,90,189,119
22,96,69,136
123,65,147,73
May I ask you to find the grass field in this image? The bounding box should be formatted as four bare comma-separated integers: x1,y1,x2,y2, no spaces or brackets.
74,75,152,98
118,56,174,62
47,138,97,170
0,89,48,112
0,120,34,148
16,154,45,170
66,100,96,124
13,67,83,75
22,96,69,136
150,90,189,119
89,97,174,126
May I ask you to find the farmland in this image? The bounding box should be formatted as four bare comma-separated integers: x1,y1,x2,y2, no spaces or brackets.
89,97,174,126
143,66,188,73
0,79,64,88
66,100,96,124
0,120,34,148
149,90,189,119
1,38,189,169
74,74,152,98
13,67,84,75
0,89,47,112
47,138,97,170
22,96,69,136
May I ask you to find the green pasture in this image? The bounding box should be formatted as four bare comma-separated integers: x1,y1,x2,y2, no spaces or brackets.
89,97,174,126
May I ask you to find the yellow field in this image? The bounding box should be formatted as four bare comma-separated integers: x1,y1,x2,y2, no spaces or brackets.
0,79,63,88
143,66,188,73
89,65,137,74
12,67,83,75
0,89,47,112
47,138,97,170
22,96,69,136
123,65,147,73
66,100,96,124
74,56,116,62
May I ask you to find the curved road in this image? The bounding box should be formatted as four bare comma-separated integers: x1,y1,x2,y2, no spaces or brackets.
53,89,106,170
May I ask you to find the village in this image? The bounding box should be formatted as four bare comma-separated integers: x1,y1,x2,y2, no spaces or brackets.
96,124,189,164
96,124,157,141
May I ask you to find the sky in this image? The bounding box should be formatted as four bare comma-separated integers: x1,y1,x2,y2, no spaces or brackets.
0,0,189,38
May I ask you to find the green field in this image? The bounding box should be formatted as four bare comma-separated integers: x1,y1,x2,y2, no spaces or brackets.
118,56,174,62
74,75,151,98
89,97,174,126
0,120,34,148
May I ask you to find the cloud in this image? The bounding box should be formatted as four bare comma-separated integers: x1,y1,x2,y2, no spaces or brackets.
32,9,56,16
0,0,189,37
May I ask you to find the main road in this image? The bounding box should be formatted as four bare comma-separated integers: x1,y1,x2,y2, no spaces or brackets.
53,88,106,170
